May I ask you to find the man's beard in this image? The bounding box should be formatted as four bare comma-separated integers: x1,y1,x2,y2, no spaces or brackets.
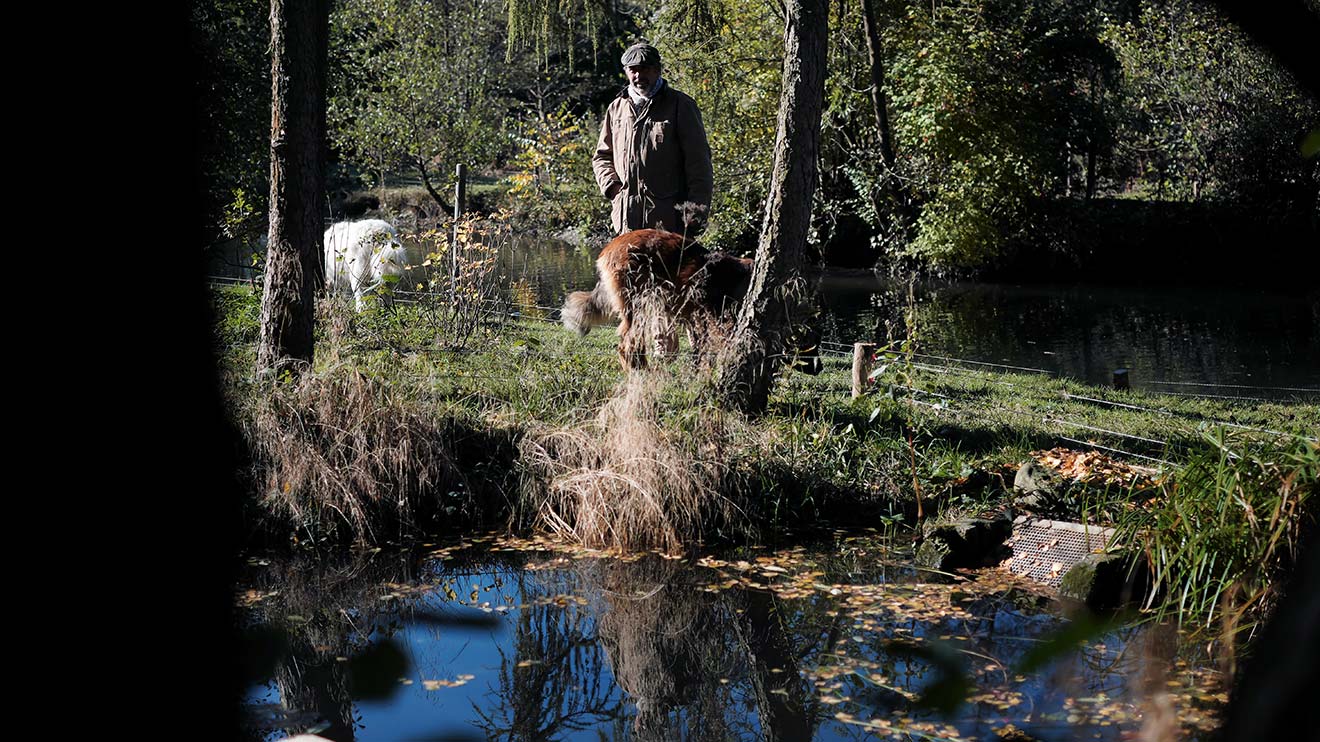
630,77,661,99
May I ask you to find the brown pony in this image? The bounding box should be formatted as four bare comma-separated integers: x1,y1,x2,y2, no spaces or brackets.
561,229,754,369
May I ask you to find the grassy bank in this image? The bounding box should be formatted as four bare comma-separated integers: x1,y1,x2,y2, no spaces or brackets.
214,283,1317,634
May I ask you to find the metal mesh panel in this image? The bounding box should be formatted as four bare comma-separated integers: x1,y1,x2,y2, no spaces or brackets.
1003,516,1115,587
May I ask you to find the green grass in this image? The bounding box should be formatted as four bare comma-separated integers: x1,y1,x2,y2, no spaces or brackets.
1112,431,1316,640
213,283,1317,543
216,281,1318,664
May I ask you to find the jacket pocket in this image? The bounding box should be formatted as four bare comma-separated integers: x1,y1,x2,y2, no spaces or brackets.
611,190,627,233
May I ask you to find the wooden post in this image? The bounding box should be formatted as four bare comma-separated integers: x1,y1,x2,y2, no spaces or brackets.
451,164,466,297
852,342,875,399
454,163,467,217
1113,368,1130,390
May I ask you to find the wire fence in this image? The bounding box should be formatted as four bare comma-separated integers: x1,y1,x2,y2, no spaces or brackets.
210,278,1318,462
819,338,1318,400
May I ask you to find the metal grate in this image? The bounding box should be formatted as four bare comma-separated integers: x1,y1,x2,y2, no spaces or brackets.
1003,516,1115,587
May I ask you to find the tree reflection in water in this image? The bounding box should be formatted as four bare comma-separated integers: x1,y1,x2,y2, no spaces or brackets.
472,567,624,739
591,556,739,740
241,548,424,742
242,542,1218,740
467,553,844,740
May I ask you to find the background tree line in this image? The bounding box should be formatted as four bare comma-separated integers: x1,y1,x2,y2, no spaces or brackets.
194,0,1318,274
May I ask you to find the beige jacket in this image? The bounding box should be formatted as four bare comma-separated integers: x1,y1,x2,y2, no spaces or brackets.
592,83,713,235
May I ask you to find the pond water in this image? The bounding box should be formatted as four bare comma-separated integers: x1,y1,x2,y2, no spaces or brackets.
814,274,1319,397
240,534,1227,741
208,233,1319,398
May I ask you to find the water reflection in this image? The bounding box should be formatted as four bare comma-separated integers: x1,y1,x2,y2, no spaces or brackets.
240,548,426,741
207,232,1317,393
471,567,623,740
589,557,821,741
240,541,1226,740
819,275,1319,392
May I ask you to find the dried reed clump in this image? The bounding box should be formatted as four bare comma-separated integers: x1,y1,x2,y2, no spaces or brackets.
586,557,733,736
247,365,463,542
518,369,751,553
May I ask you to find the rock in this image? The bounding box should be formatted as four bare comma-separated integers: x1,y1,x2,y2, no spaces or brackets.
916,517,1014,570
1058,552,1151,611
554,226,588,247
1013,461,1057,509
915,537,954,571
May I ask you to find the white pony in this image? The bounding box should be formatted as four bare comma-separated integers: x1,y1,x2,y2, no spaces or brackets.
323,219,408,310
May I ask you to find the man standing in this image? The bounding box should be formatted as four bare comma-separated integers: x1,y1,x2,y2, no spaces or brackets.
592,42,714,236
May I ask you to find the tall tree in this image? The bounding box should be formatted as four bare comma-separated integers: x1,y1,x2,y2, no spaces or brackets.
712,0,829,412
257,0,329,374
330,0,511,215
860,0,914,230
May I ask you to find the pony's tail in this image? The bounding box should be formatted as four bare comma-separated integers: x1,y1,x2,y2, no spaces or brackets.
561,285,615,336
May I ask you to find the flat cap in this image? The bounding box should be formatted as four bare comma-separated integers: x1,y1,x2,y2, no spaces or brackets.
620,42,661,67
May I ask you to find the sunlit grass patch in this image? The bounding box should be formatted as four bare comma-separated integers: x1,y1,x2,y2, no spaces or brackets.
212,282,1317,579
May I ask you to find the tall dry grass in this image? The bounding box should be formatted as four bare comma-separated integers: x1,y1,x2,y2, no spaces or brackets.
247,364,465,541
517,369,752,553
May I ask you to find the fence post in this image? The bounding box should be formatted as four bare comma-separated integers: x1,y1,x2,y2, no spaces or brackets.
1113,368,1130,391
454,163,467,218
451,164,466,297
852,342,876,399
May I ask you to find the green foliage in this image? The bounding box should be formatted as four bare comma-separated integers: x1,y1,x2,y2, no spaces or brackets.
1101,0,1319,208
192,0,1318,276
504,105,603,228
815,0,1316,271
329,0,508,200
1114,431,1317,638
642,1,784,249
222,187,261,242
504,0,610,70
1302,127,1320,160
878,0,1112,270
212,285,262,349
192,0,271,237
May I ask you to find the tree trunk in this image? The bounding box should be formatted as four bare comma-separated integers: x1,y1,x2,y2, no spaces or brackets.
712,0,829,413
1085,137,1097,200
1085,68,1100,200
861,0,916,230
257,0,329,375
416,156,455,216
737,591,817,741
